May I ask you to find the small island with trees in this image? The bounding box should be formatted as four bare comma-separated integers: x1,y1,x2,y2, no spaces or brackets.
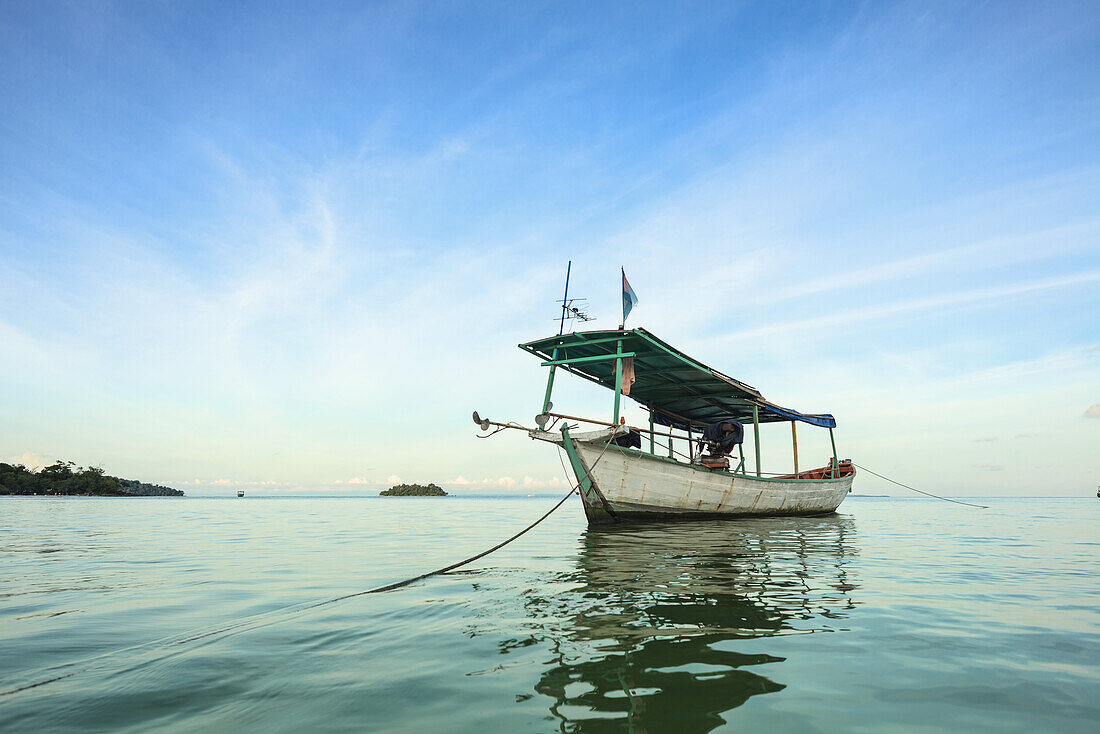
379,482,448,497
0,461,184,496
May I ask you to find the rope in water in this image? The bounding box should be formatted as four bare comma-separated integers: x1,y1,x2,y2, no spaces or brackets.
306,486,578,606
853,463,988,509
306,430,618,605
0,431,615,699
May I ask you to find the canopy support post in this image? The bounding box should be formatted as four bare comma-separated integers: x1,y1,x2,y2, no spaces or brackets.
753,405,761,477
829,427,838,478
737,443,745,473
791,420,799,475
540,349,558,422
687,427,694,462
612,339,623,425
545,258,570,418
648,411,655,454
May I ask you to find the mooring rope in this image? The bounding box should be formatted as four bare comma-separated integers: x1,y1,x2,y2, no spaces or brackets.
0,430,618,699
319,428,617,603
307,486,579,605
853,463,988,509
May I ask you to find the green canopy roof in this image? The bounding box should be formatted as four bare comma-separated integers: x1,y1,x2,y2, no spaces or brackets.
519,328,836,429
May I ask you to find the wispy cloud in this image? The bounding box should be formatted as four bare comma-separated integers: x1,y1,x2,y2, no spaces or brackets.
709,271,1100,346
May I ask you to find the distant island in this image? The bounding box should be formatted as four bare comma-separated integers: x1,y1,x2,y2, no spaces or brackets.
0,461,184,496
379,482,448,497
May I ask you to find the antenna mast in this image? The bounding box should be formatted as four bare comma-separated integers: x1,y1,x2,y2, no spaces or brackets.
553,260,594,332
558,261,571,336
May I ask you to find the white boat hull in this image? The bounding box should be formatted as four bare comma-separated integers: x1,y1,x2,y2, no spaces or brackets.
551,429,853,524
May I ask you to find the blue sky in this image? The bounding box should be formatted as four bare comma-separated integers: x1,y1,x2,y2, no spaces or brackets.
1,1,1097,495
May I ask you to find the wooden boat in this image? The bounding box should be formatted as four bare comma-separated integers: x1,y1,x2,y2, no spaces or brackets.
476,328,854,524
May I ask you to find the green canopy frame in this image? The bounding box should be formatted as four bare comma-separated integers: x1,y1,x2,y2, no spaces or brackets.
520,328,836,429
519,328,840,478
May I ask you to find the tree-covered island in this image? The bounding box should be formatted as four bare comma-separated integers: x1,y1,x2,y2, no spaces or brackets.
379,483,448,497
0,461,184,496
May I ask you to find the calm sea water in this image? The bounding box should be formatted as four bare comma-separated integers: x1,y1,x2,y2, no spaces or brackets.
1,495,1097,733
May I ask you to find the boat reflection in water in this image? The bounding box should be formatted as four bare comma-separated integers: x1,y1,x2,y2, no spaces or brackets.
512,516,858,732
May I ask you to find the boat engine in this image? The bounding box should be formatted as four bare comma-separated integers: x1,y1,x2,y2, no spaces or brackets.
695,420,744,469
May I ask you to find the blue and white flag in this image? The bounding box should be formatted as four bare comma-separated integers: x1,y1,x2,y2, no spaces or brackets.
622,267,639,324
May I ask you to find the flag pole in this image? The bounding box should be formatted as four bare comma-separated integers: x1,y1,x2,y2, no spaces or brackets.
620,266,625,329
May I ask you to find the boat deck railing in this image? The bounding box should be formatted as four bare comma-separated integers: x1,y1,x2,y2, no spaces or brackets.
545,412,846,480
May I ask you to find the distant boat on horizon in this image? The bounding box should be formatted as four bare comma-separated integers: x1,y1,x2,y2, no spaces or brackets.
237,490,245,498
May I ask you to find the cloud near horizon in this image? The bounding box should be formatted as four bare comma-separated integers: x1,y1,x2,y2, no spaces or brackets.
4,453,54,472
